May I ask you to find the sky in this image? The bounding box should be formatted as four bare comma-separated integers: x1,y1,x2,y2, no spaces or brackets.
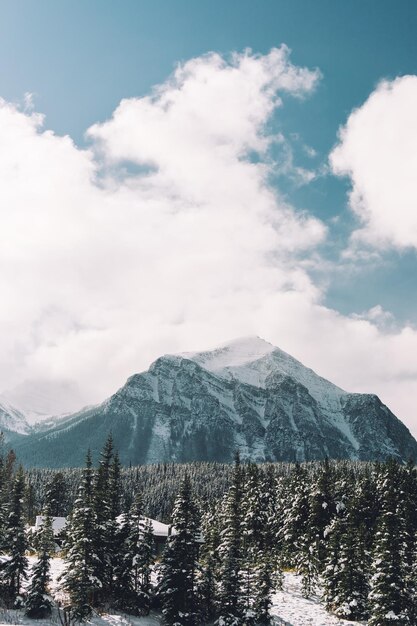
1,0,417,433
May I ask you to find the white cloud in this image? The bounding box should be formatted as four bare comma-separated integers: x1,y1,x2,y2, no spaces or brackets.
0,46,324,403
330,75,417,250
1,48,417,437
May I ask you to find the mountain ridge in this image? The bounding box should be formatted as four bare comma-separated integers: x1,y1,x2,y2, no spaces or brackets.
8,336,417,467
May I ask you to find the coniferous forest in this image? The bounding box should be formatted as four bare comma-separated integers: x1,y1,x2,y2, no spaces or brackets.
0,434,416,625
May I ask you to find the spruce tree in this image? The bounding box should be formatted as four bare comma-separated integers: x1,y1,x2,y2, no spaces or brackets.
116,493,155,615
197,503,221,623
45,472,67,517
399,460,417,623
25,508,55,618
216,452,245,625
60,450,100,621
368,461,408,626
159,474,200,626
252,556,273,626
92,434,114,603
308,458,335,573
0,465,28,606
280,463,309,567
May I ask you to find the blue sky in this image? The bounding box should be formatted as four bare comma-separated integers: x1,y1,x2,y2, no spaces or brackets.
1,0,416,322
1,1,417,432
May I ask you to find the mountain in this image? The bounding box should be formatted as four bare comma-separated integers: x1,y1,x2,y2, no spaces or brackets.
11,337,417,467
0,398,30,438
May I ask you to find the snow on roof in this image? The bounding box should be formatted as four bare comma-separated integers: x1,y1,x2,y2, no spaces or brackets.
144,516,170,537
34,516,67,535
116,514,170,537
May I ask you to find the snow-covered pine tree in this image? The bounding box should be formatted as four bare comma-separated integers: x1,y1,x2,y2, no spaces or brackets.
323,479,371,621
123,494,155,614
280,462,309,568
242,463,264,553
252,555,274,626
368,460,408,626
322,510,343,612
107,449,122,603
112,509,132,608
92,434,114,603
309,458,335,573
60,450,101,621
216,452,245,625
0,434,8,551
25,507,55,618
259,464,280,554
295,527,319,598
159,473,200,626
197,503,221,623
44,471,67,517
0,465,28,607
136,516,154,611
399,460,417,623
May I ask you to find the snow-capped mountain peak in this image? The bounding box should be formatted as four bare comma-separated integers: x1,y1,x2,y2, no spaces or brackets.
181,336,276,371
11,336,417,467
180,336,345,407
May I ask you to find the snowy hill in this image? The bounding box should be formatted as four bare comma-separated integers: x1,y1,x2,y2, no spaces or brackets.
12,336,417,467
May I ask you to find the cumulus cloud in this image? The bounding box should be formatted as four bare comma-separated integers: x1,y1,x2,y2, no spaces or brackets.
330,75,417,250
0,47,324,404
1,47,417,436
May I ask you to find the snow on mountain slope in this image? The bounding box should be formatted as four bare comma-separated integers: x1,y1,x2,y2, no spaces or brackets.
183,336,345,403
182,336,356,447
0,398,30,435
12,336,417,467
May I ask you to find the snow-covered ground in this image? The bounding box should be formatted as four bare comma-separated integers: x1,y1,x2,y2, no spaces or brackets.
271,573,365,626
0,560,364,626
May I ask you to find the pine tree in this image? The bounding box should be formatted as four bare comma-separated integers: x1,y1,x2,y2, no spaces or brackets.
60,450,101,621
368,461,408,626
196,552,217,624
159,474,200,626
295,529,319,598
92,434,114,603
399,461,417,623
116,494,155,615
280,463,309,567
309,459,335,573
197,503,221,623
216,452,245,625
0,434,8,551
45,471,67,517
324,497,370,620
252,556,273,626
0,465,28,606
25,508,55,618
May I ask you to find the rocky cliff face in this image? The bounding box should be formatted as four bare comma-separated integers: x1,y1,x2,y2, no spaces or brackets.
12,337,417,467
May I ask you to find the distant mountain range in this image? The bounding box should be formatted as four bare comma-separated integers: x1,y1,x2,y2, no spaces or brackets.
3,337,417,467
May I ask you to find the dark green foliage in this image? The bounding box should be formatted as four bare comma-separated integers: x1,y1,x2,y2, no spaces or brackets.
368,461,409,626
252,556,274,626
216,453,245,625
114,493,155,614
1,436,417,625
60,450,100,621
25,509,54,618
158,474,200,626
45,471,68,517
0,465,28,606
